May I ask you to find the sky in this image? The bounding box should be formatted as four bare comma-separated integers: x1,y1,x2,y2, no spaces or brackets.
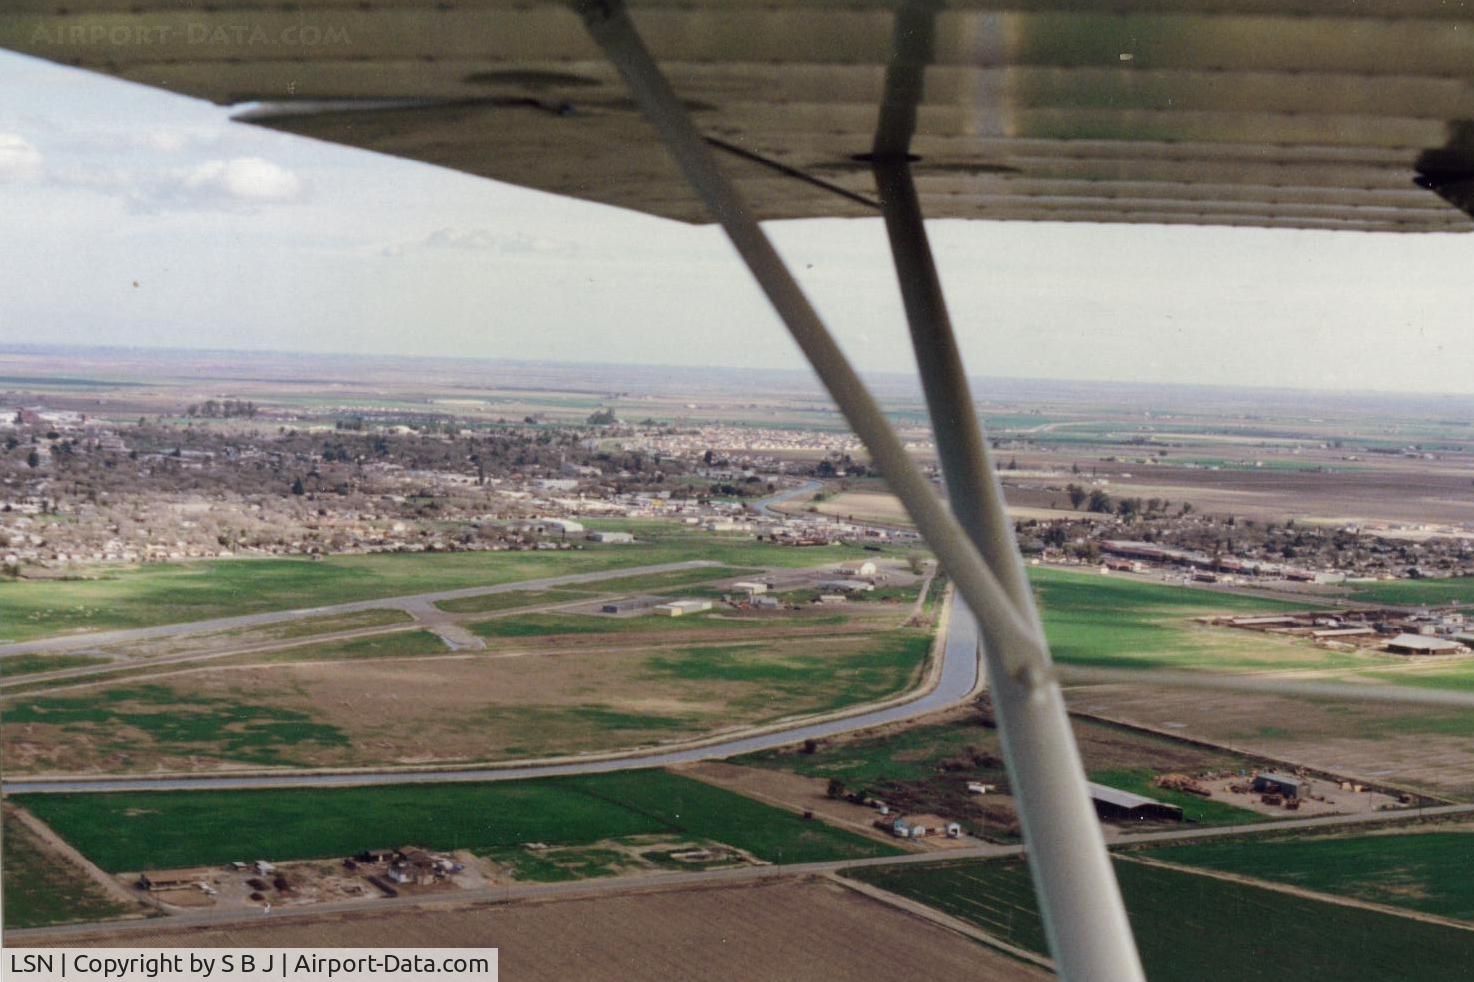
2,49,1473,396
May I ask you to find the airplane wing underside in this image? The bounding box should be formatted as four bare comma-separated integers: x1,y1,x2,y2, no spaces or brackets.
5,0,1474,232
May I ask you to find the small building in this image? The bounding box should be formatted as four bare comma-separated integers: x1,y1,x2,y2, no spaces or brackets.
817,594,848,605
1385,633,1469,656
587,531,634,544
540,517,584,534
137,871,200,892
817,579,874,594
836,560,878,577
653,599,714,617
731,581,769,596
1086,782,1183,823
1252,772,1306,799
751,595,780,609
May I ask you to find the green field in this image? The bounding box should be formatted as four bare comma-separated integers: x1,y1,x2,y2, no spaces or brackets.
2,684,349,767
1146,830,1474,920
1029,567,1356,672
0,653,113,678
1348,577,1474,606
647,631,931,714
1,809,134,928
226,629,451,665
0,525,893,643
847,856,1474,981
16,770,901,874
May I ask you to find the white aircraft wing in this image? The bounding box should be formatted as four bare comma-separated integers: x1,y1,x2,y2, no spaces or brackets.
5,0,1474,231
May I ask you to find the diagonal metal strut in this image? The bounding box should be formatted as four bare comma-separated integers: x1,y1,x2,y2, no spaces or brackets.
574,0,1046,671
867,6,1145,979
578,1,1143,977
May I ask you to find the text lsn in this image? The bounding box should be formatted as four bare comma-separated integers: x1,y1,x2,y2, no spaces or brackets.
8,955,57,974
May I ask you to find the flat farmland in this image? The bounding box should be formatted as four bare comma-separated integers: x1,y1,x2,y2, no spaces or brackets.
14,770,899,873
0,525,900,644
1347,576,1474,606
1,627,934,772
0,808,133,929
1070,682,1474,796
1031,567,1358,673
1146,828,1474,921
847,856,1474,981
10,878,1047,981
742,707,1263,835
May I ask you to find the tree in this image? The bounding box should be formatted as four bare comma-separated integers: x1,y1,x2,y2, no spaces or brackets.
586,408,617,426
826,777,846,799
26,449,39,468
1086,489,1112,513
1066,483,1087,509
905,553,926,575
290,477,306,496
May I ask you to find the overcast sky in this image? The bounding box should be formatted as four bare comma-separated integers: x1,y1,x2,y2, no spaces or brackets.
2,50,1472,396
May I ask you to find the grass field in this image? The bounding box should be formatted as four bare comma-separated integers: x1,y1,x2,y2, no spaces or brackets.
847,856,1474,981
1146,830,1474,920
15,770,901,874
3,683,349,767
1,809,133,928
226,629,450,665
1347,577,1474,606
0,653,113,678
646,631,931,715
1029,567,1359,672
0,526,894,643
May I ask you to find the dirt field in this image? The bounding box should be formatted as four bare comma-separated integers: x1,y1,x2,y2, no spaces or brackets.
814,452,1474,528
676,761,914,846
2,628,930,772
13,877,1048,981
1071,684,1474,798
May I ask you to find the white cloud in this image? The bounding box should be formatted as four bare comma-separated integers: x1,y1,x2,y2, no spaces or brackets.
0,133,43,183
182,157,303,203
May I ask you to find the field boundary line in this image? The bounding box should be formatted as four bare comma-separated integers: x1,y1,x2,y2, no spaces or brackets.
826,871,1055,972
4,804,148,913
1116,852,1474,933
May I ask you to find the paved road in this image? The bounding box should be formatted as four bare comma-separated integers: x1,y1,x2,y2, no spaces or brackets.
11,799,1472,944
0,560,722,660
1,593,980,794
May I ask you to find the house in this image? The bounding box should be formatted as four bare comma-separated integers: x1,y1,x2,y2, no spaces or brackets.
653,599,713,617
836,559,877,577
386,850,441,886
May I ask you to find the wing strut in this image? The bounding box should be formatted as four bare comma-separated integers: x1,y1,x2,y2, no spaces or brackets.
867,6,1144,979
577,1,1143,977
